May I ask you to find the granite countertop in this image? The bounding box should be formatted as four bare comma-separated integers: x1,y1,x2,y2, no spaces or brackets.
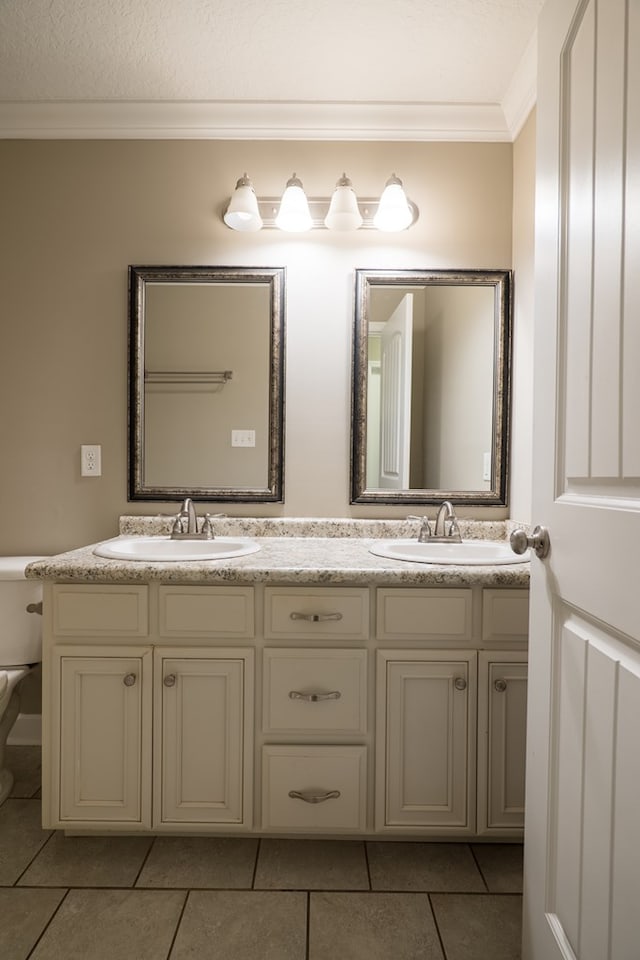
25,517,530,588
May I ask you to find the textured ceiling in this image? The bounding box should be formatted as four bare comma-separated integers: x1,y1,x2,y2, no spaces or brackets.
0,0,544,137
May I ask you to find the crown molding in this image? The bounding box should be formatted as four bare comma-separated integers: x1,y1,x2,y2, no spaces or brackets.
501,31,537,139
0,99,513,141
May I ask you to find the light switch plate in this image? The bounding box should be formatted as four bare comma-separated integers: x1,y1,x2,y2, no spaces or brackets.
231,430,256,447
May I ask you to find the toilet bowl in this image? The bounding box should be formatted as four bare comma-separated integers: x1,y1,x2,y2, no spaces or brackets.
0,556,46,805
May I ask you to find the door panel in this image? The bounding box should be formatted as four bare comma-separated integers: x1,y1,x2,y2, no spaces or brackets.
526,0,640,956
378,294,413,488
377,650,475,832
156,649,253,827
57,650,151,824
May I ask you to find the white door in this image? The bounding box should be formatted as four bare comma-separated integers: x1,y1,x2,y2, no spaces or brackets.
378,294,413,488
524,0,640,958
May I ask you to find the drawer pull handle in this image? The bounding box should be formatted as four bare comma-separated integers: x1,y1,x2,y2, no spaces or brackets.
164,674,177,687
288,789,341,804
26,602,43,615
494,678,507,693
123,673,136,687
288,690,342,702
454,676,467,691
289,612,343,623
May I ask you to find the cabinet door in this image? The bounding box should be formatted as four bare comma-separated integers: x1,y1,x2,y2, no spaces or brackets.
376,650,476,833
55,646,151,825
155,648,253,828
477,652,528,834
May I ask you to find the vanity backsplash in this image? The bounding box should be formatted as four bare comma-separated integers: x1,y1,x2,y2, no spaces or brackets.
120,515,512,541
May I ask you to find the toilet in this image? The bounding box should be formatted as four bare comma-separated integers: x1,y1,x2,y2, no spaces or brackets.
0,556,46,805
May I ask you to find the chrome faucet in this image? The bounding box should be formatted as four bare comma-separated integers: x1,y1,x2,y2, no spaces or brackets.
170,498,216,540
408,502,462,544
432,500,462,543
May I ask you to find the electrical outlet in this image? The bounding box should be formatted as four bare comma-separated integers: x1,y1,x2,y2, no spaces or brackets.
81,444,102,477
483,451,491,481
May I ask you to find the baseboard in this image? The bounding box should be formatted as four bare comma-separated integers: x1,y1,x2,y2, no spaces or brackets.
7,713,42,746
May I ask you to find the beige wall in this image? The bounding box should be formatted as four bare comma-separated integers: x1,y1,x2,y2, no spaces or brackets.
0,139,516,555
509,109,537,524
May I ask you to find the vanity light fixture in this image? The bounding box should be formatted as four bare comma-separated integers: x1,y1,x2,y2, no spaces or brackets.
324,173,363,231
223,173,263,232
223,172,419,233
373,174,414,232
274,173,313,232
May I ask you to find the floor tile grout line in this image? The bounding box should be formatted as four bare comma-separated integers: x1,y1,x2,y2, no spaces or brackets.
132,836,156,887
428,892,450,960
25,887,71,960
164,889,190,960
468,843,490,893
250,837,261,889
12,823,56,887
363,840,373,890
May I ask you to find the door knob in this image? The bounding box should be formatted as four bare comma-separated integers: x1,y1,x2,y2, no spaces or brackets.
510,525,550,559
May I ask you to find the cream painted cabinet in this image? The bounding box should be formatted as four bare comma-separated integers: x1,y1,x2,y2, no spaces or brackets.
44,579,528,839
45,583,254,833
154,648,253,829
54,645,152,825
376,650,477,834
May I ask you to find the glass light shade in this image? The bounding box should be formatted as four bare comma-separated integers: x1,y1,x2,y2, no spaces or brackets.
275,174,313,232
373,174,413,232
223,174,263,232
324,173,363,231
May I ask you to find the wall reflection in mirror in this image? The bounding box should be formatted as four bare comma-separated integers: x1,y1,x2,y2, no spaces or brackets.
351,269,511,505
129,266,285,502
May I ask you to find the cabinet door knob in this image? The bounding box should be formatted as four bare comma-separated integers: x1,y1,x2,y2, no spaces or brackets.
289,612,343,622
288,690,341,702
123,673,136,687
454,676,467,691
494,678,508,693
288,789,341,804
164,674,177,687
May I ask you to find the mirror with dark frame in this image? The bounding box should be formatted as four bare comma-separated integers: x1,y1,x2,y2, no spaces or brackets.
351,268,512,506
128,265,285,502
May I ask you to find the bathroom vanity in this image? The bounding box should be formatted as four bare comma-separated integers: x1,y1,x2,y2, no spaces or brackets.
28,519,529,841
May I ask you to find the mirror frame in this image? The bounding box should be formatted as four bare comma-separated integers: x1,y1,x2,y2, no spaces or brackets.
350,268,512,506
128,265,286,503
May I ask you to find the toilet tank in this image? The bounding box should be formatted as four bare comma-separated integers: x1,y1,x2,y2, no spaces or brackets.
0,557,47,666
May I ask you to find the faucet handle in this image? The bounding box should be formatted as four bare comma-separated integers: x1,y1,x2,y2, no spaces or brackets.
407,515,432,541
201,514,215,539
171,515,184,535
447,517,462,540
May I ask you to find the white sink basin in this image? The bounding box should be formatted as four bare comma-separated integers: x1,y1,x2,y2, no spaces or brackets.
369,539,529,565
94,536,260,562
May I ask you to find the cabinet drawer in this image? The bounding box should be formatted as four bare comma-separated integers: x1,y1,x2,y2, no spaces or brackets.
159,586,254,638
263,649,367,735
264,588,369,640
482,589,529,642
261,745,367,833
53,585,148,637
376,588,472,641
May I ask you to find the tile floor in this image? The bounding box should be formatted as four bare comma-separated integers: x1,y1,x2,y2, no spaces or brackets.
1,746,523,960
